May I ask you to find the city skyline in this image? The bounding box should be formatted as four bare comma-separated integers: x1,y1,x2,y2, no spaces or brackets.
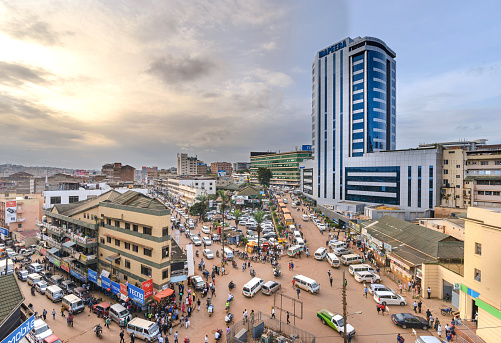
1,0,500,169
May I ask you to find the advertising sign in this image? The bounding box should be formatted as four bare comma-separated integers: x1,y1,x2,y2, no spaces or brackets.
61,261,69,273
301,144,312,151
0,227,8,236
127,283,145,305
120,283,128,295
111,281,121,295
39,248,46,256
1,314,35,343
217,170,226,177
70,269,86,282
88,269,98,284
5,201,17,223
142,279,153,298
101,276,111,290
53,258,60,268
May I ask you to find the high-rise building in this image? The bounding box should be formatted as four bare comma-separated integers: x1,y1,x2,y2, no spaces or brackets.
210,162,233,176
250,150,312,187
177,153,202,176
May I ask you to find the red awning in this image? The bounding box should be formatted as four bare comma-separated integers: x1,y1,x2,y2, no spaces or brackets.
154,288,174,302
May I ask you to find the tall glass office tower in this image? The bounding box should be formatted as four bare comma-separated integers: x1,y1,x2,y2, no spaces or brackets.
312,36,396,201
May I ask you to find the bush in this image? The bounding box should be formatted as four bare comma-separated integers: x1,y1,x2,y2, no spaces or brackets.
277,225,284,233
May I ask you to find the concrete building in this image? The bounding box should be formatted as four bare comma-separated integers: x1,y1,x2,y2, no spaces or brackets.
0,193,43,242
250,150,312,187
153,177,216,205
41,190,175,292
417,217,465,241
101,163,135,182
210,162,233,176
197,162,209,175
177,153,199,176
233,162,250,172
460,207,501,342
441,147,468,208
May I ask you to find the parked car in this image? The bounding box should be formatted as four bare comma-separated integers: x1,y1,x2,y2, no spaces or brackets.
333,247,351,256
190,276,205,290
36,280,49,295
40,271,53,282
202,237,212,246
202,226,211,234
31,319,53,342
203,249,214,259
373,291,407,306
92,302,111,316
391,313,429,330
354,271,381,283
261,281,281,295
317,309,355,337
368,284,394,295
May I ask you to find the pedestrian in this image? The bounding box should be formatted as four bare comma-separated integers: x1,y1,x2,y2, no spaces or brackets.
396,333,404,343
328,270,331,278
197,298,201,311
287,311,290,324
408,280,412,292
329,277,333,287
120,330,125,343
413,301,418,313
291,262,294,271
185,316,189,329
52,309,56,320
399,283,403,294
158,334,163,343
364,286,368,298
243,309,248,323
429,315,435,328
205,335,208,343
292,279,295,288
381,304,386,316
89,300,93,311
296,287,300,299
427,287,431,299
106,317,110,328
376,304,381,315
418,300,422,313
174,331,178,343
271,306,275,319
43,309,47,320
250,310,255,324
131,332,135,343
61,305,65,317
446,332,452,342
437,324,442,337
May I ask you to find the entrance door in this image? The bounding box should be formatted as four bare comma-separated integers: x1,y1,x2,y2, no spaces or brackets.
472,299,478,321
442,280,453,302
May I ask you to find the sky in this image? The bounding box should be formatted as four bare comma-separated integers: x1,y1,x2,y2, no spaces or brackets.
1,0,500,170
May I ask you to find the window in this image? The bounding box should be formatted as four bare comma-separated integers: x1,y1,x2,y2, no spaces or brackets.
107,237,111,244
456,165,461,168
50,196,62,204
141,264,152,277
69,196,79,203
100,238,105,244
133,245,138,253
162,268,169,279
124,275,128,281
144,248,152,257
162,227,169,236
162,246,170,258
444,160,448,165
115,220,120,228
107,218,112,225
125,259,131,269
495,161,501,165
478,191,484,195
100,220,104,227
474,268,481,282
443,169,448,175
456,175,460,178
115,239,120,247
485,191,492,195
143,227,152,235
18,223,22,228
124,242,130,250
125,223,130,230
494,191,500,196
133,224,138,232
475,243,481,255
481,161,488,165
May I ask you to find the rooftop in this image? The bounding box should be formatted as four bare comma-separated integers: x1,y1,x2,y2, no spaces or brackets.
0,274,25,327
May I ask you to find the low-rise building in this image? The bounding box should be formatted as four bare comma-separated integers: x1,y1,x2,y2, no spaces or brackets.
101,163,135,182
153,177,216,205
210,162,233,176
417,217,465,241
0,193,43,243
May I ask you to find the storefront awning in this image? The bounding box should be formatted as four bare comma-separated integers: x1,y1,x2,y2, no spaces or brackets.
47,247,59,255
105,253,121,263
62,241,76,248
154,288,174,302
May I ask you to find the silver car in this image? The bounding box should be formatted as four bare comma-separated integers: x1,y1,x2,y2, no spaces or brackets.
36,280,49,295
262,281,281,295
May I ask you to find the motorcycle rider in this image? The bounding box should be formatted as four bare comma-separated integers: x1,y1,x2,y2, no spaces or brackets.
94,324,103,337
225,300,230,311
215,329,222,340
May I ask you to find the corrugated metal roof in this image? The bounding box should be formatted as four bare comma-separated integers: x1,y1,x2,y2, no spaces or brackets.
0,274,24,327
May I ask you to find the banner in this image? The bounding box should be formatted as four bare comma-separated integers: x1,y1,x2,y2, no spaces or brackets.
0,227,8,236
1,314,35,343
88,269,98,284
101,276,111,290
61,261,69,273
53,259,60,268
128,283,145,305
70,269,86,282
120,283,128,295
142,279,153,298
5,201,17,223
111,281,121,295
39,248,46,256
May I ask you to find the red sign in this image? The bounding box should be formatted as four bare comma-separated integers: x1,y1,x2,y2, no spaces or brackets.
120,283,128,295
40,248,46,256
6,201,16,207
61,261,70,273
142,279,153,298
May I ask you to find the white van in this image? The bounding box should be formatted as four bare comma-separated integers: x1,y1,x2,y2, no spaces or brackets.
326,253,340,268
296,238,305,250
293,231,301,239
223,247,234,261
242,277,264,297
314,248,327,261
301,214,309,221
110,304,132,324
341,254,363,265
30,263,44,273
27,273,43,286
127,318,160,342
329,240,346,250
293,274,320,294
62,294,85,313
287,245,302,257
349,264,375,276
46,285,64,302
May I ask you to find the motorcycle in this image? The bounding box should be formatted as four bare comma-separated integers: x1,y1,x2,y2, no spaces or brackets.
273,269,282,278
225,302,230,312
216,250,219,258
440,307,454,316
31,287,36,296
227,294,234,302
225,312,234,324
232,261,238,269
94,325,103,339
215,329,223,341
208,304,214,317
228,281,235,291
196,250,199,257
250,269,256,277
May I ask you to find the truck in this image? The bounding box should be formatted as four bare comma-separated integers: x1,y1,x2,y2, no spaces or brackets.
317,309,355,337
0,259,14,275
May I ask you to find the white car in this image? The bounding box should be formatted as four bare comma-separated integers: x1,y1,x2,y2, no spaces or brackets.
373,291,407,306
36,280,49,294
317,224,326,231
354,271,381,283
238,220,247,226
202,237,212,246
191,237,202,246
333,247,351,256
202,226,210,234
368,284,394,295
31,319,53,342
203,249,214,259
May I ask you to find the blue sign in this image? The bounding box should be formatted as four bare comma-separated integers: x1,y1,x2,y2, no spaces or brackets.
301,145,312,151
1,315,35,343
0,227,8,236
319,40,346,58
88,269,98,284
111,281,120,295
128,283,145,305
70,269,86,282
101,276,111,290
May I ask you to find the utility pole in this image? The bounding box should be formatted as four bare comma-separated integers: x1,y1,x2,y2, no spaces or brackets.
342,269,347,343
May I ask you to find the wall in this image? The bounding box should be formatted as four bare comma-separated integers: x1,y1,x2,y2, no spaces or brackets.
418,218,465,241
421,263,463,300
434,206,467,218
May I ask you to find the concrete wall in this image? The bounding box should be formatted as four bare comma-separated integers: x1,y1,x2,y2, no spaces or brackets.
434,206,467,218
421,263,463,300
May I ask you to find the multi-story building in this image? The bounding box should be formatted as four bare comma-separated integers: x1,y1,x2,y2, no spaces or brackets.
153,177,216,205
250,150,312,187
233,162,250,172
210,162,233,176
141,167,158,183
101,163,135,182
441,147,468,208
197,162,209,175
460,207,501,342
41,190,174,293
0,193,43,244
177,154,199,176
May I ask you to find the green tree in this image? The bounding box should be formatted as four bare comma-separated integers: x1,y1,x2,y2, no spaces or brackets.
188,202,203,217
233,209,243,227
195,194,208,222
218,190,230,260
252,209,266,254
257,167,272,188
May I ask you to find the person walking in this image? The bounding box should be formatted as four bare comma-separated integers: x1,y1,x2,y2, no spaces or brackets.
328,270,331,278
174,331,178,343
292,279,295,288
271,306,275,319
329,277,333,287
427,287,431,299
105,317,110,328
197,298,201,311
399,283,403,294
158,334,163,343
364,286,368,298
413,301,418,313
52,309,56,320
418,300,423,313
61,305,65,317
120,329,125,343
381,304,386,316
437,324,442,337
291,262,294,271
376,304,381,315
287,311,290,324
130,332,136,343
296,287,301,299
429,315,435,328
396,333,404,343
42,309,47,320
205,335,208,343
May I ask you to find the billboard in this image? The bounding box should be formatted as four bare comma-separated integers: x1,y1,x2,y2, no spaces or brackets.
111,281,121,295
88,269,98,284
217,170,226,176
1,314,35,343
128,283,145,305
0,227,9,236
301,144,312,151
120,283,128,295
142,279,153,298
101,276,111,290
5,201,17,223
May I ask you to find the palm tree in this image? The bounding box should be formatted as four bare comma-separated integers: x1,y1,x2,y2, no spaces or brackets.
233,209,242,228
252,210,266,255
195,194,208,222
218,190,230,262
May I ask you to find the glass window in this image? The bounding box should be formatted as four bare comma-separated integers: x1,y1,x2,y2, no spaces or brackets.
133,225,138,232
50,197,62,205
143,227,152,235
125,223,130,230
144,248,152,257
474,268,481,282
133,245,138,253
69,196,79,203
162,246,169,258
124,242,130,250
107,237,111,243
475,243,481,255
162,269,169,279
125,260,131,269
115,239,120,247
141,265,152,277
115,220,120,228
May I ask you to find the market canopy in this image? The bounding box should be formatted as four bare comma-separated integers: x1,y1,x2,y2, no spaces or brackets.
105,253,121,263
62,241,76,248
47,247,59,255
154,288,174,302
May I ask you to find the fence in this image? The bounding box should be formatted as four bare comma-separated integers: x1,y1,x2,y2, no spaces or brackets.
455,320,487,343
227,311,315,343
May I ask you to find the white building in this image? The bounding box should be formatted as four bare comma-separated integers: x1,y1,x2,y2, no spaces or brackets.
153,177,216,205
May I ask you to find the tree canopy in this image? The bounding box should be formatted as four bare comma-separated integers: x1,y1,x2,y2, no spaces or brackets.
257,167,272,188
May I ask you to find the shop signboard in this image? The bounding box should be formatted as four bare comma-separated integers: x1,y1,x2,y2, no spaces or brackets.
39,248,46,256
101,276,111,290
88,268,98,284
53,258,60,268
61,261,69,273
127,283,145,305
5,201,17,223
1,314,35,343
120,283,128,295
142,279,153,298
111,281,121,295
70,269,86,282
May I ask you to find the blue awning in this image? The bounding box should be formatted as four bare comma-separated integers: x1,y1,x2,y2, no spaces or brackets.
47,247,59,255
62,241,76,248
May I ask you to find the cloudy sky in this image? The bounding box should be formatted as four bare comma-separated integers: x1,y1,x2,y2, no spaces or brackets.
1,0,500,169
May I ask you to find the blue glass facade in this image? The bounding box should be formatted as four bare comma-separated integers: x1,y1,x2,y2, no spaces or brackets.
332,53,336,199
345,166,400,205
408,166,412,207
367,50,388,153
351,53,365,157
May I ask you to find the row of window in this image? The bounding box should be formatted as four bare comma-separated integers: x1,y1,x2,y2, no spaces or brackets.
477,191,501,196
468,170,501,175
100,236,170,258
467,160,501,165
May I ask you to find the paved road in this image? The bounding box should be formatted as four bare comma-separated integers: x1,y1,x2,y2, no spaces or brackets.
17,193,445,343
